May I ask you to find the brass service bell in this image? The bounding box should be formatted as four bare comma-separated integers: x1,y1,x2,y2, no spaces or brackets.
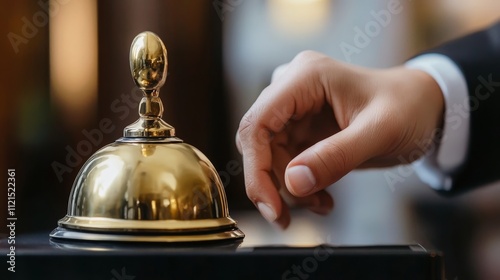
50,31,245,243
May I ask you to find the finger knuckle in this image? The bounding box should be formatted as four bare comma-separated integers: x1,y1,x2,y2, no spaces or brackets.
291,51,334,81
294,50,321,62
238,111,256,138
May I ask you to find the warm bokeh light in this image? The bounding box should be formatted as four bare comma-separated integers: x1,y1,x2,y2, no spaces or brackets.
267,0,331,37
49,0,98,127
440,0,500,32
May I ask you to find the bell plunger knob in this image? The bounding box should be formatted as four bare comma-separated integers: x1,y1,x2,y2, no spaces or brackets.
123,31,177,139
130,31,167,92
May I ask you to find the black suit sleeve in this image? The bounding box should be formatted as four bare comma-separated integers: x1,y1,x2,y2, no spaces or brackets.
427,21,500,193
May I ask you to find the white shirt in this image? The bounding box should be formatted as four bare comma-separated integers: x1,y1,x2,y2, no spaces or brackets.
405,54,470,191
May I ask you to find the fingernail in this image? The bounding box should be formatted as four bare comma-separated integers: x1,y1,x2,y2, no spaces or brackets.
286,165,316,196
257,202,277,223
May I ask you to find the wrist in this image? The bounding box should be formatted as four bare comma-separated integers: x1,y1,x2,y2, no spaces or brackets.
405,54,470,190
409,68,445,132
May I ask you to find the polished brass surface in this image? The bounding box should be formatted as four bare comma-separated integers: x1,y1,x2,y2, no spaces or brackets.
51,31,244,242
62,142,230,230
130,31,167,91
58,216,236,232
50,227,245,243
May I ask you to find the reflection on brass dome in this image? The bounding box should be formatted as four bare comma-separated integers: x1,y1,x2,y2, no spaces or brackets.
50,31,244,243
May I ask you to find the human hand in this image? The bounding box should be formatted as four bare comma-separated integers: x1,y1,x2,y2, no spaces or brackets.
236,51,444,228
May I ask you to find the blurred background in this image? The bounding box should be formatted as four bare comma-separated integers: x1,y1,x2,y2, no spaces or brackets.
1,0,500,279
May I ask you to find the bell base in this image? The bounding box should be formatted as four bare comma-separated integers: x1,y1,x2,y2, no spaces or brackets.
49,226,245,243
57,215,239,232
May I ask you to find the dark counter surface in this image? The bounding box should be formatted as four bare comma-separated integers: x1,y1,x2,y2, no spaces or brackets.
1,211,444,280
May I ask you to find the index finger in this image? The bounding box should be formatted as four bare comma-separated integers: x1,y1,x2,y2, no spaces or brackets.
237,57,324,228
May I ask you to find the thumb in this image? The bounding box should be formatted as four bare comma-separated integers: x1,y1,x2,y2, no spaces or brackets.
285,119,381,197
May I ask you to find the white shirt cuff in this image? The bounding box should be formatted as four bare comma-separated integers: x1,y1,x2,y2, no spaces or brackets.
405,53,470,191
